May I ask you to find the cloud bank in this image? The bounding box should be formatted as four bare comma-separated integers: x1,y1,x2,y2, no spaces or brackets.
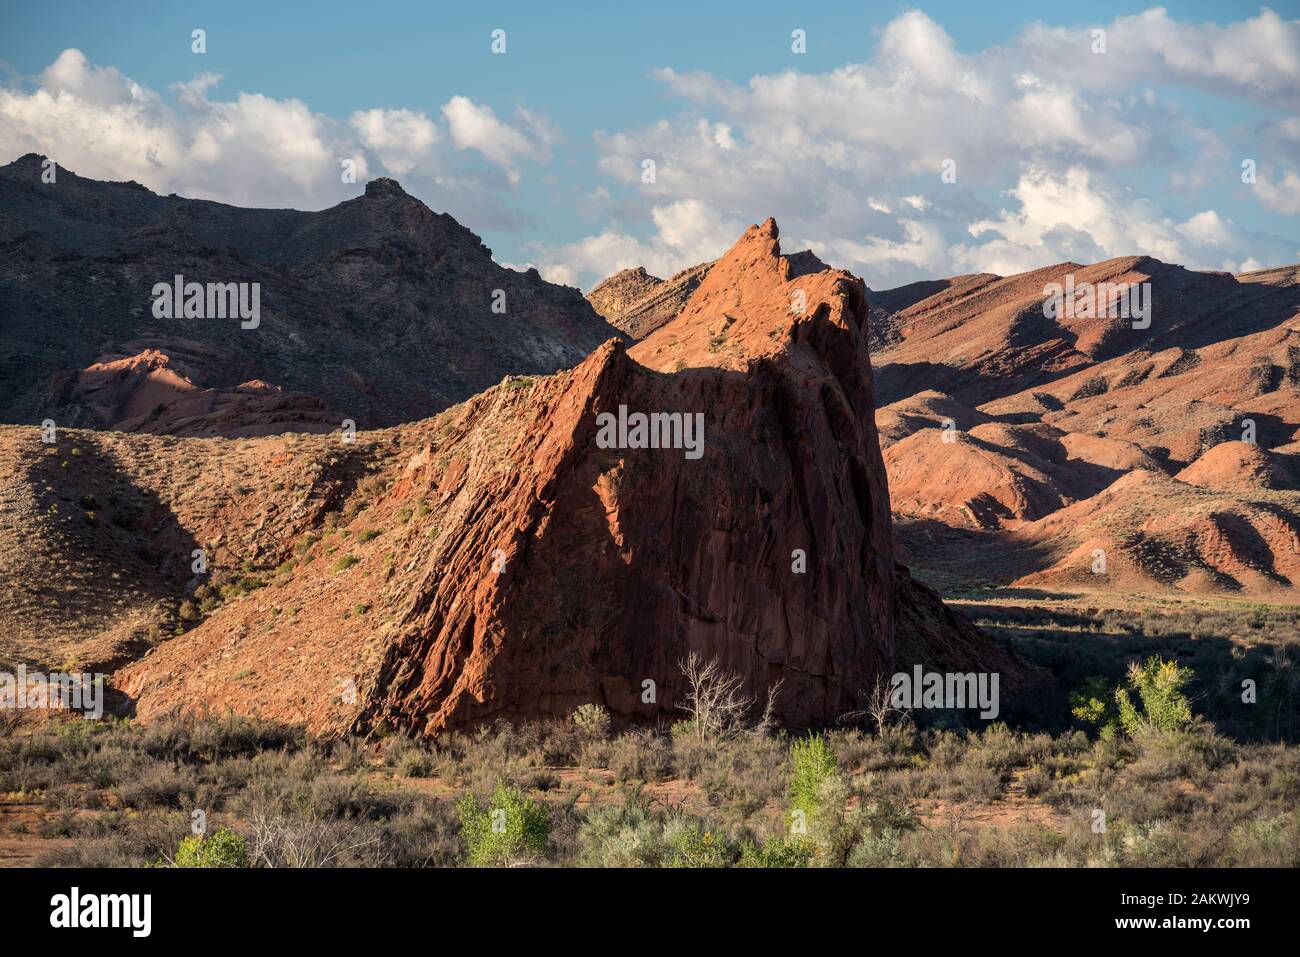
528,7,1300,287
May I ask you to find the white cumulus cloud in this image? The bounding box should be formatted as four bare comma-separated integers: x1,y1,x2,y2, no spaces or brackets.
0,49,556,213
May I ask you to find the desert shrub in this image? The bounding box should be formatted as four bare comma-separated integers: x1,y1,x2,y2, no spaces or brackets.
525,770,560,791
664,818,735,867
456,780,550,867
668,724,712,779
1224,813,1300,867
174,827,249,868
379,797,462,867
846,827,921,867
921,759,1004,802
320,736,370,772
570,703,611,741
138,715,303,764
577,800,670,867
536,722,580,767
38,809,189,867
609,730,673,784
690,733,785,822
112,762,199,809
388,749,429,778
1021,765,1052,797
578,739,611,769
449,723,536,793
827,728,909,773
60,745,145,790
738,834,816,868
306,774,398,820
383,736,434,778
966,723,1027,773
246,807,385,867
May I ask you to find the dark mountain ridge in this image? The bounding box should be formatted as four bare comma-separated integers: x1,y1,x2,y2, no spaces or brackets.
0,153,621,435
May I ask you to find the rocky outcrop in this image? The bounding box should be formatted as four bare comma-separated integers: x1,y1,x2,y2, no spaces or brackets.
112,218,1022,734
65,348,339,437
587,262,712,339
0,153,621,434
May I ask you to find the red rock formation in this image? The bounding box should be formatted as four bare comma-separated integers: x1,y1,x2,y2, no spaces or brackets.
115,219,1021,734
362,218,897,730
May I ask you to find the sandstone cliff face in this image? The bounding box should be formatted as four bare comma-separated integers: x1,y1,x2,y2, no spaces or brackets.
111,219,1019,734
365,220,895,730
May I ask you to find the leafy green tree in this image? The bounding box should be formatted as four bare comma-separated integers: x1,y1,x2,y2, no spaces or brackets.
1071,676,1120,738
1116,656,1195,736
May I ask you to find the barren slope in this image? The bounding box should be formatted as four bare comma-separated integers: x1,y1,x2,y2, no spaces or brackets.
873,259,1300,599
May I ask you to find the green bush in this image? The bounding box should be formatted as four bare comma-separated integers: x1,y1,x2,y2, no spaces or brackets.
1070,676,1119,738
664,819,733,867
738,835,816,868
789,735,839,819
571,703,611,741
174,827,249,868
456,780,550,866
1116,656,1195,737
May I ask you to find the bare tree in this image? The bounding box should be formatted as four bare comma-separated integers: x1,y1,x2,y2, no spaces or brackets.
853,673,910,737
753,680,785,737
677,652,770,740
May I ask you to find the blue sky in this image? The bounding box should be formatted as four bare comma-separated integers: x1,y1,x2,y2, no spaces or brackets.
1,0,1298,288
